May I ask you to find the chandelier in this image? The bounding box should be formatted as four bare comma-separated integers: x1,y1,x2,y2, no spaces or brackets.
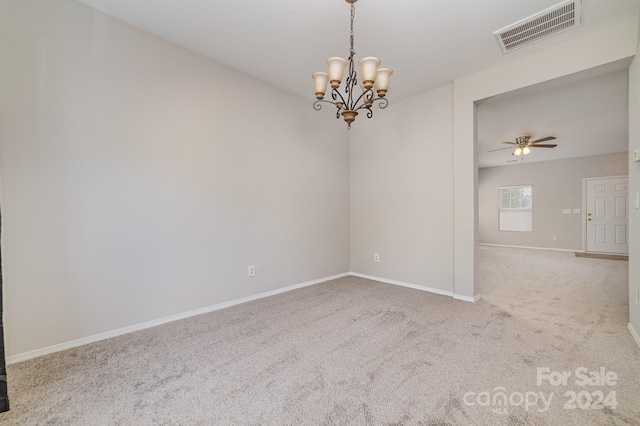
311,0,393,129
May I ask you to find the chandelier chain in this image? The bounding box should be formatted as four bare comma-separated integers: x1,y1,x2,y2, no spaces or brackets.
349,3,355,57
344,2,358,115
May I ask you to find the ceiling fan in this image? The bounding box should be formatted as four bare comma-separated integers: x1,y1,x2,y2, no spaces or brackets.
488,135,557,156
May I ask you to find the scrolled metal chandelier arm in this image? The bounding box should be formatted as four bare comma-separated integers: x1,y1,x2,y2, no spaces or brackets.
331,87,348,107
313,87,348,110
310,0,393,129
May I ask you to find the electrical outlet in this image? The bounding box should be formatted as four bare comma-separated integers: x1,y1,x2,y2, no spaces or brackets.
248,265,255,277
374,254,380,263
553,236,558,241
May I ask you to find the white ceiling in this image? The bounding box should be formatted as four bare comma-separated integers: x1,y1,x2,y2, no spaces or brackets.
76,0,640,103
75,0,636,169
477,67,629,168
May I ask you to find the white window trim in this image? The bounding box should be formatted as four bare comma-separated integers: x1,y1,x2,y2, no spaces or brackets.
498,185,533,232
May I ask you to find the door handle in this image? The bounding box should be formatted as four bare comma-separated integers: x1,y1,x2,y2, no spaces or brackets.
588,218,592,221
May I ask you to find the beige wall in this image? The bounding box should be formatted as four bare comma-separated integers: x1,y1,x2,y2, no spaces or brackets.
629,21,640,345
0,0,350,357
349,84,454,293
1,1,639,360
479,153,629,250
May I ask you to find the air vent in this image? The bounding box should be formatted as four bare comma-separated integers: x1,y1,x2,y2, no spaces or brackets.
494,0,582,53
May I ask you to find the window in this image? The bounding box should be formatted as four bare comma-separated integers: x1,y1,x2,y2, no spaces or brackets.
499,185,532,232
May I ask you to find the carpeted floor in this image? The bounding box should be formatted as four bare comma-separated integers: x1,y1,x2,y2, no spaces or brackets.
1,246,639,425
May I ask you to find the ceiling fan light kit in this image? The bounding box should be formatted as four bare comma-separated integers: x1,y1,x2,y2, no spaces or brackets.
513,146,531,156
488,135,558,160
311,0,393,129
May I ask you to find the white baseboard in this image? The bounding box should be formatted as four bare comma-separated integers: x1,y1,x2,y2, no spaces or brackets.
7,271,484,364
6,272,350,365
349,272,453,297
349,272,480,303
453,293,482,303
629,323,640,350
479,243,577,253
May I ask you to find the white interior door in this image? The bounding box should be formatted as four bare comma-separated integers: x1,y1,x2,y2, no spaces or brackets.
586,177,629,254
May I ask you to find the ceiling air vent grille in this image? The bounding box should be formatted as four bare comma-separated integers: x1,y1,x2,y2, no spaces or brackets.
494,0,582,53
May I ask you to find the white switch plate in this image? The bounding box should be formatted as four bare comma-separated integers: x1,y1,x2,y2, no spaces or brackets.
573,208,580,214
636,193,639,209
562,209,571,214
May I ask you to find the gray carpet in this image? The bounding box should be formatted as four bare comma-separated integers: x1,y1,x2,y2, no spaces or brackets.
1,246,639,425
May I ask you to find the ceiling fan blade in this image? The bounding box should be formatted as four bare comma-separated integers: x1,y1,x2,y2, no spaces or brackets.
529,136,556,144
501,142,518,145
488,147,515,152
531,144,557,148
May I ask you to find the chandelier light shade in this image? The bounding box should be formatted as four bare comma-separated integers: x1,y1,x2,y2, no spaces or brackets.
358,57,381,89
312,72,329,99
375,68,393,96
326,57,348,88
312,0,393,129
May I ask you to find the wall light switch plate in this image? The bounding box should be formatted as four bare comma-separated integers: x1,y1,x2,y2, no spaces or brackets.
562,209,571,214
633,149,640,162
573,209,580,214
